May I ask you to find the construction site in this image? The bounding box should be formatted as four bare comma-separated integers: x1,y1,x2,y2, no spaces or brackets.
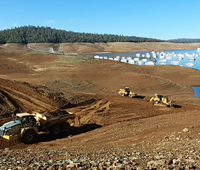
1,43,200,169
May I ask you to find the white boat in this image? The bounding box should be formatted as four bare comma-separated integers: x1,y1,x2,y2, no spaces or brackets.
188,57,195,61
121,59,127,63
186,63,194,67
134,58,140,61
94,55,100,59
159,59,167,63
146,53,151,58
177,54,184,57
171,61,180,65
114,56,120,61
138,60,144,65
152,54,156,58
136,53,140,57
145,61,155,66
159,55,165,59
160,62,167,65
177,56,183,61
166,56,173,60
128,59,135,64
142,58,148,62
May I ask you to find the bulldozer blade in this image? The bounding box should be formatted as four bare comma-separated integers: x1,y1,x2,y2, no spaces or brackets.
153,103,167,107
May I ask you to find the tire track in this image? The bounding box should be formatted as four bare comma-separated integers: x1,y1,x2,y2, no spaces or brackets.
0,78,70,117
0,85,57,113
75,99,111,125
142,73,193,94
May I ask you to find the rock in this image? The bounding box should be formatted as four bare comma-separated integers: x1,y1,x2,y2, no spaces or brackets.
183,128,189,132
173,159,180,165
166,159,173,165
147,160,165,168
5,148,11,151
66,163,79,168
47,165,56,170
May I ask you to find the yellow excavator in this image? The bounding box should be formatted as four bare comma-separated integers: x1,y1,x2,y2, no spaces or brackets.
119,87,137,98
150,94,172,107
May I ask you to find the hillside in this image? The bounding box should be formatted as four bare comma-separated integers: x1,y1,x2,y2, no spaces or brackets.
28,42,200,53
0,43,200,169
168,38,200,43
0,26,162,43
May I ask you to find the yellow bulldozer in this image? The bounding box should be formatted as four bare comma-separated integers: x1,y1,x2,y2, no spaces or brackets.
119,87,137,98
150,94,172,107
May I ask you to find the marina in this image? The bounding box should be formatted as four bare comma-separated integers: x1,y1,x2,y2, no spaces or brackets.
93,49,200,98
93,49,200,70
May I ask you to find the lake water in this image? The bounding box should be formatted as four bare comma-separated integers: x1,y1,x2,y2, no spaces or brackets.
92,49,200,98
193,87,200,98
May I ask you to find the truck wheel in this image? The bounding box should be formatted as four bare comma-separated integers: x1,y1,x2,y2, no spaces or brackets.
21,130,37,144
62,122,70,134
50,124,61,136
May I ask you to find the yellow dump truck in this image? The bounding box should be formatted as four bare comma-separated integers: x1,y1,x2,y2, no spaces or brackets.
0,111,75,144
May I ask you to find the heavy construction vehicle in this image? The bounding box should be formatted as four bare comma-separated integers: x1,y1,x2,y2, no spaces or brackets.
0,111,75,144
119,87,137,98
150,94,172,107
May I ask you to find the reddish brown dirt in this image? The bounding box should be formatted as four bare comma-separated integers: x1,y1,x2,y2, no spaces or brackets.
0,43,200,154
29,42,200,53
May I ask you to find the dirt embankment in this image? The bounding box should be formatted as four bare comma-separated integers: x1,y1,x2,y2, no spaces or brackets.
28,42,200,53
0,78,73,120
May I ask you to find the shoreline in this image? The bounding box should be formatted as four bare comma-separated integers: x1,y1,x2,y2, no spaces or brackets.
27,42,200,54
1,42,200,54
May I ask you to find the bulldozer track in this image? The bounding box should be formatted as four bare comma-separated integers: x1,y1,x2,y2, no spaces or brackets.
74,100,111,125
142,73,193,95
0,85,56,112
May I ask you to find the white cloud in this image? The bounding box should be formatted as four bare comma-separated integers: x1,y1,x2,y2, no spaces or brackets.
13,23,17,27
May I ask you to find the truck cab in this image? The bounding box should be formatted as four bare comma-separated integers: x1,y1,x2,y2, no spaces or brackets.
0,113,39,143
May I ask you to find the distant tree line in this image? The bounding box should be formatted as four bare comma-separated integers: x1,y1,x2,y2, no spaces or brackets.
0,26,163,44
167,38,200,43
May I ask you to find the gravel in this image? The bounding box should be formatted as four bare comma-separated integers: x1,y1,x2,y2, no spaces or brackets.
2,133,200,170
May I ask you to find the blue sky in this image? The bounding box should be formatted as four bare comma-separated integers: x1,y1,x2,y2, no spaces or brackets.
0,0,200,40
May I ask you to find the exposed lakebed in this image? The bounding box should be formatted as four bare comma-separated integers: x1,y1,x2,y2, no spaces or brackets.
93,49,200,98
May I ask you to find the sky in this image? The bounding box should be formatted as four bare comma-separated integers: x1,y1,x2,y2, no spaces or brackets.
0,0,200,40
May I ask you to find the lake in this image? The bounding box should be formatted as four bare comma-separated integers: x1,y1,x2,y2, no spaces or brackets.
92,49,200,98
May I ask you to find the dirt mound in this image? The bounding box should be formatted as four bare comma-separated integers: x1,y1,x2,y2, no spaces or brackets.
0,78,72,119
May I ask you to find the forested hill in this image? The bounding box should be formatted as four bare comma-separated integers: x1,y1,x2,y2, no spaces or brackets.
0,26,163,44
167,38,200,43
